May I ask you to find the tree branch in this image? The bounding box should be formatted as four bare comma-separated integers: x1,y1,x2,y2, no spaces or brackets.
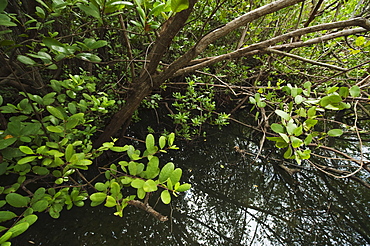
265,48,347,71
172,18,369,77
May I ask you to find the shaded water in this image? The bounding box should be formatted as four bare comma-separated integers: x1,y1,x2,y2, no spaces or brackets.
13,121,370,245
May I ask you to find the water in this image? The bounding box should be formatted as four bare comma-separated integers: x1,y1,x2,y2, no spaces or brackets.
13,120,370,245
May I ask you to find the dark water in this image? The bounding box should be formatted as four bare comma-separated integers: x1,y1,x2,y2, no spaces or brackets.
13,121,370,245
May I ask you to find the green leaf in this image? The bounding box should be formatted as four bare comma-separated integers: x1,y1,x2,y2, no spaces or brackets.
137,187,146,199
279,133,290,143
320,95,342,107
94,182,107,191
294,95,304,104
76,53,101,62
0,0,8,12
284,146,293,159
110,182,121,197
105,196,116,207
46,125,64,133
144,156,160,179
159,162,174,183
304,134,313,145
161,190,171,204
89,40,108,49
77,3,101,20
169,168,182,184
5,193,30,207
17,214,37,227
349,85,360,97
7,222,29,238
327,129,343,137
128,161,137,176
65,117,79,130
0,17,17,26
176,183,191,192
143,180,158,192
110,146,129,152
290,136,303,148
19,146,34,155
17,156,37,165
171,0,189,12
89,192,107,202
286,121,297,135
32,166,49,176
167,133,175,146
159,136,166,149
271,123,285,133
339,87,349,98
275,110,290,120
0,231,12,244
42,37,68,54
32,200,49,212
65,144,74,162
145,134,156,154
131,179,145,189
0,211,17,223
17,55,36,65
0,138,17,150
46,106,65,120
293,125,303,136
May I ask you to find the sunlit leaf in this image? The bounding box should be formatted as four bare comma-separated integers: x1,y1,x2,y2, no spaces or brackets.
17,55,36,65
105,196,116,207
5,193,30,207
159,162,174,183
89,192,107,202
176,183,191,192
0,211,17,223
275,110,290,120
131,179,145,189
327,129,343,137
349,85,360,97
143,179,158,192
7,222,29,238
161,190,171,204
46,106,65,120
17,156,37,165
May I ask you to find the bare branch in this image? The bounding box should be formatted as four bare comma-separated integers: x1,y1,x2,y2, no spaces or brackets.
265,48,347,71
172,18,369,77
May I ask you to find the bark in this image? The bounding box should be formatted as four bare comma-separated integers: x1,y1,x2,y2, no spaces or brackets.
93,0,198,147
127,199,168,222
94,0,305,147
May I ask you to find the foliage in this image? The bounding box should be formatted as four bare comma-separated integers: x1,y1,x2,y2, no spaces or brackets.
1,0,370,242
0,77,190,243
169,76,229,139
250,80,361,164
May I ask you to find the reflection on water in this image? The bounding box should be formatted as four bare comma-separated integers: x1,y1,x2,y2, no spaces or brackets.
14,122,370,245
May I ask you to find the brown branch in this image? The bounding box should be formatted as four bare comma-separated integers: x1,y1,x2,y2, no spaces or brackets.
172,18,370,77
164,0,305,80
118,13,135,80
308,143,370,173
127,199,168,222
265,48,347,71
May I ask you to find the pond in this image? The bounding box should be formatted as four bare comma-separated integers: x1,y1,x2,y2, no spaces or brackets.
13,118,370,245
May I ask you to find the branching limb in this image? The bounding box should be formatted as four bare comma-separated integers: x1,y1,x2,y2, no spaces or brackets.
265,48,347,71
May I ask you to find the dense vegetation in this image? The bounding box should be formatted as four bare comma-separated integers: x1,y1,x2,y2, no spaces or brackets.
0,0,369,243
